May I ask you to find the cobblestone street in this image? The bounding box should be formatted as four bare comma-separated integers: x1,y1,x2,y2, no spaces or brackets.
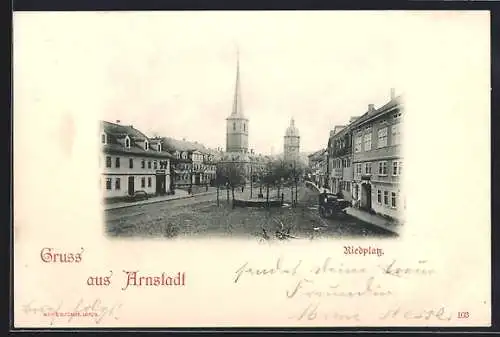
105,185,396,239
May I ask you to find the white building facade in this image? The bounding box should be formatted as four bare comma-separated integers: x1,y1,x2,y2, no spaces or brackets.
100,121,174,199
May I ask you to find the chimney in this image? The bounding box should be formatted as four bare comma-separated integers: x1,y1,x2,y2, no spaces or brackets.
182,138,186,141
368,104,375,113
116,120,121,124
390,88,396,100
330,130,335,138
129,125,134,129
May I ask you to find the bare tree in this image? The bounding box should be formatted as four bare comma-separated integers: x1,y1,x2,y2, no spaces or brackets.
216,162,246,206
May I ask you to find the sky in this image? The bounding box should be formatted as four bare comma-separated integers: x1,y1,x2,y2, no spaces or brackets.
15,11,423,154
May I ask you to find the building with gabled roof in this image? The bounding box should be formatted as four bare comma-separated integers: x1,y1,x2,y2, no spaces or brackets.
99,120,175,199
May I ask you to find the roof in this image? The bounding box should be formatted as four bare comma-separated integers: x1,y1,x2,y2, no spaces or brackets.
308,148,327,161
100,121,175,159
100,121,148,143
333,125,346,135
101,144,174,159
154,137,210,154
350,95,403,130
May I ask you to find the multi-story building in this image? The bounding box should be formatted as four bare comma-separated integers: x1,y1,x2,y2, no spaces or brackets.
327,124,353,199
351,89,404,221
100,121,174,200
154,137,218,187
307,149,328,187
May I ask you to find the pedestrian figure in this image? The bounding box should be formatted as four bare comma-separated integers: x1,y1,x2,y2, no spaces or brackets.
241,185,244,192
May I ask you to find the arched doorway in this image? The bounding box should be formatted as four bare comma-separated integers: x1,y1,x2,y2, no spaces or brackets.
360,182,372,211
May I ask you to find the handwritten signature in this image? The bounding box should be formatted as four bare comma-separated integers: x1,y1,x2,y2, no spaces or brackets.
22,299,122,325
292,302,452,322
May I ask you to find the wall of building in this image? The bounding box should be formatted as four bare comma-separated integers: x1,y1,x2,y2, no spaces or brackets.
101,174,162,198
370,182,404,221
100,152,171,198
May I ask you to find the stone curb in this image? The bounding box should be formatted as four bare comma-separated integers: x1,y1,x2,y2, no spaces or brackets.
103,191,218,211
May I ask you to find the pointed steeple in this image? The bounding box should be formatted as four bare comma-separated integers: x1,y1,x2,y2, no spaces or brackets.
290,117,295,127
231,46,243,117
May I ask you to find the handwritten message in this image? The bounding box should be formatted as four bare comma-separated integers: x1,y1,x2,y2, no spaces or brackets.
233,256,456,324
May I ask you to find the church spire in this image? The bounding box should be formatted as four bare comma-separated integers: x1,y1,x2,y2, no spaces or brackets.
231,46,243,117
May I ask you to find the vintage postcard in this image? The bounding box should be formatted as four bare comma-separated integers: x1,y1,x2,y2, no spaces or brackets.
13,11,491,328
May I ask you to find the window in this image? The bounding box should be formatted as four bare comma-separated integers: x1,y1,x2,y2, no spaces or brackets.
141,177,146,188
378,127,388,148
106,156,111,168
243,123,246,131
148,161,151,169
101,133,107,144
233,122,236,131
392,161,399,176
115,157,120,168
115,178,121,190
158,143,162,152
392,124,401,145
355,133,362,153
154,161,157,169
346,182,350,192
148,177,152,187
141,160,145,169
356,163,362,174
145,141,149,150
378,161,388,175
365,162,372,174
129,158,133,169
377,190,382,203
125,137,131,148
106,178,112,190
364,130,372,151
384,191,389,205
391,192,397,208
399,161,403,175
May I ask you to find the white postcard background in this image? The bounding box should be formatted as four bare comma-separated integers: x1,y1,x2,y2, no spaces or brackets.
13,11,491,327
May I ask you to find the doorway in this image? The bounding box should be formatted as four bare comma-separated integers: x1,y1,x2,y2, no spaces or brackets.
128,176,135,195
361,183,372,211
156,174,166,195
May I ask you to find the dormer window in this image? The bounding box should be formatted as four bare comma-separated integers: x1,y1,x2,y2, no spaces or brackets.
125,136,131,149
158,143,162,152
144,140,149,151
100,132,107,145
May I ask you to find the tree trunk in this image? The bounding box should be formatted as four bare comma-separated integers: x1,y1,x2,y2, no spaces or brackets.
295,179,298,207
277,185,281,198
266,184,270,206
227,186,230,203
232,187,235,201
217,185,220,207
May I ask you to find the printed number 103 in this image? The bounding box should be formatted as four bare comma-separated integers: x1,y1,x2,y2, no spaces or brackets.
457,312,469,319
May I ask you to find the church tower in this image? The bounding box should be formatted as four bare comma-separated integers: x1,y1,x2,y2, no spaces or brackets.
226,49,249,153
284,117,300,162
